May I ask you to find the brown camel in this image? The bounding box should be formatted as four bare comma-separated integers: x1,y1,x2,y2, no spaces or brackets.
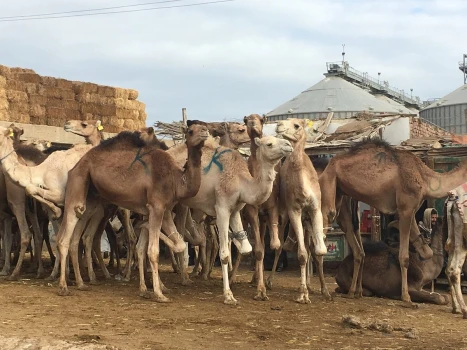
444,183,467,318
228,113,282,300
335,208,448,304
267,118,327,304
167,133,293,304
55,124,208,301
318,138,467,304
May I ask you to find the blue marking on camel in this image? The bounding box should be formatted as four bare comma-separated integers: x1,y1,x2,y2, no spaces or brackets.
129,148,154,175
203,147,232,174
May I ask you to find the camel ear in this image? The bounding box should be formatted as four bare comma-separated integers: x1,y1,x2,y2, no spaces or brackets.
254,137,261,146
243,116,248,124
96,120,104,131
261,115,266,124
147,127,154,135
181,125,188,134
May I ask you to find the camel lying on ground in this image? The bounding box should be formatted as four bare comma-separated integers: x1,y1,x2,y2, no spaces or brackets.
335,208,448,305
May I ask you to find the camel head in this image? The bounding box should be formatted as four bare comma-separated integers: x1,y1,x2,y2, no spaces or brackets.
275,118,313,144
137,127,169,150
8,123,24,144
243,114,265,138
23,139,52,152
215,122,249,147
254,136,293,163
0,126,14,150
181,124,209,149
64,119,103,137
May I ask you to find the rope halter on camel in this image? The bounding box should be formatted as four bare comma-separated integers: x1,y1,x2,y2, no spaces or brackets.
228,230,248,241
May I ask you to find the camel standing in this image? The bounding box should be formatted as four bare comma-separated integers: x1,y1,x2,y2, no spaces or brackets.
319,138,467,304
267,118,327,304
228,113,282,300
444,184,467,318
168,131,293,304
336,208,448,304
55,124,208,300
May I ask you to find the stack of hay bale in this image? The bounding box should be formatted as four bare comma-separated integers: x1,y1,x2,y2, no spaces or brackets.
0,64,146,133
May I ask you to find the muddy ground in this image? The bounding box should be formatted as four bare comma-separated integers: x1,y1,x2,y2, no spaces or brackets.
0,257,466,350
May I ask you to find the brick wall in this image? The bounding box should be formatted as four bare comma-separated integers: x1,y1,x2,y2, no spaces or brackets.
410,117,451,138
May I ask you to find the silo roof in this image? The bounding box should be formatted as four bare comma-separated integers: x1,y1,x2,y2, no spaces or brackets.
266,76,404,117
423,84,467,110
373,94,415,114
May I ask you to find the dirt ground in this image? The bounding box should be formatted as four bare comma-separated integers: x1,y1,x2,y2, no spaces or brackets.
1,258,467,350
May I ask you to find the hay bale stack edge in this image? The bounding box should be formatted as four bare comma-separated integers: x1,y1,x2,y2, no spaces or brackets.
0,64,146,133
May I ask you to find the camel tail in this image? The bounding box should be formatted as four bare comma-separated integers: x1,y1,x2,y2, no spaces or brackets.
350,199,360,233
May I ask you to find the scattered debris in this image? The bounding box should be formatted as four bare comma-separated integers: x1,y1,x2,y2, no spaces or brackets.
342,315,417,338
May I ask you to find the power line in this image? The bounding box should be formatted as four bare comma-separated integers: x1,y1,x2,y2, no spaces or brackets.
0,0,186,20
0,0,237,22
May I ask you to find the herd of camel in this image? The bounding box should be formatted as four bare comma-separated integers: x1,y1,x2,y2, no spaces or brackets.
0,114,467,319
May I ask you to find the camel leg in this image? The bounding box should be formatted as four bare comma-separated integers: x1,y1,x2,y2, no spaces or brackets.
26,189,62,220
105,223,119,271
288,209,310,304
46,216,62,280
146,203,169,303
82,205,107,284
216,205,237,305
202,224,214,279
7,196,33,280
408,288,449,305
336,197,364,298
136,224,150,297
0,218,13,275
43,220,55,266
266,211,288,290
169,249,180,273
26,202,45,278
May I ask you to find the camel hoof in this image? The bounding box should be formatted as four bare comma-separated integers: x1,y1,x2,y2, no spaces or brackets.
58,287,71,296
452,309,462,314
77,284,91,291
200,274,209,281
253,292,269,301
229,277,239,285
322,292,333,301
139,291,153,299
161,286,171,294
45,275,57,281
270,238,281,251
282,237,296,252
340,293,355,299
0,270,10,276
35,272,45,279
181,278,194,286
6,274,19,281
154,295,171,303
265,279,273,290
295,295,311,304
88,279,99,286
114,274,124,281
224,291,238,305
401,301,418,309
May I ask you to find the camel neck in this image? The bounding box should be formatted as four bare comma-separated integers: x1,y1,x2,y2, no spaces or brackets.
241,148,276,205
288,136,306,167
176,145,203,199
86,131,103,147
220,134,237,149
425,160,467,198
0,141,34,189
248,130,262,175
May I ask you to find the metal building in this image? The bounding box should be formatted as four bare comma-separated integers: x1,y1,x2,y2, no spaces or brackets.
419,83,467,134
265,76,412,122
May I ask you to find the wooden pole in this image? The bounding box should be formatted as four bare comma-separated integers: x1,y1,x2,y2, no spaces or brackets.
181,108,187,143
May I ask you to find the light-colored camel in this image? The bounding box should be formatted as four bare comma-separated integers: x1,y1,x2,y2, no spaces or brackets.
167,133,293,304
267,118,327,304
444,184,467,318
227,113,282,300
55,124,208,301
336,208,449,304
0,125,49,279
318,138,467,305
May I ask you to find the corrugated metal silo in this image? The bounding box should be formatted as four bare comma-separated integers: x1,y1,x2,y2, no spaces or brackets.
420,84,467,134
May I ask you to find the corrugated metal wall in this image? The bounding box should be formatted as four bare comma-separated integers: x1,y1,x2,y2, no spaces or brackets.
419,103,467,134
267,111,358,122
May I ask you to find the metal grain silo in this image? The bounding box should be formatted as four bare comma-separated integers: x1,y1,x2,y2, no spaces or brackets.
420,84,467,134
265,76,407,122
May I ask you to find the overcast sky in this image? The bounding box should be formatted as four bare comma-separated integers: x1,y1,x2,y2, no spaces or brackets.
1,0,466,126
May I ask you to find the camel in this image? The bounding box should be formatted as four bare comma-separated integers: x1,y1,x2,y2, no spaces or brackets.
265,118,327,304
444,183,467,318
226,113,282,300
318,138,467,305
167,129,293,304
55,124,209,301
0,125,50,279
335,208,448,304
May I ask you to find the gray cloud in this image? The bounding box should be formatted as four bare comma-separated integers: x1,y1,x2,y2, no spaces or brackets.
1,0,465,126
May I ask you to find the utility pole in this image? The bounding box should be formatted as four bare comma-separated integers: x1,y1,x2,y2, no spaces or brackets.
181,108,187,143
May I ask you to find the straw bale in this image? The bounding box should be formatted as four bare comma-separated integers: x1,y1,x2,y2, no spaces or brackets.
9,111,30,124
6,80,26,92
30,116,47,125
123,119,139,130
139,110,147,122
29,94,47,105
14,72,42,84
6,90,28,103
0,110,8,121
40,86,75,100
105,125,121,133
0,96,8,111
114,98,145,111
0,65,11,78
29,104,46,118
10,67,35,74
47,107,81,119
128,89,138,100
9,102,29,114
116,109,139,119
73,82,98,95
47,99,79,110
25,83,37,95
56,79,73,90
97,86,117,98
41,76,56,87
46,118,64,127
0,76,6,88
